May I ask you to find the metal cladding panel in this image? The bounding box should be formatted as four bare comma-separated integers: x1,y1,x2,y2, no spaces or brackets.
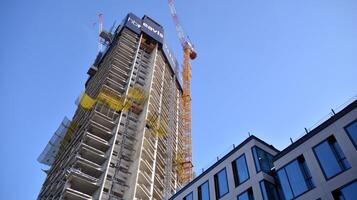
124,13,142,34
141,16,164,44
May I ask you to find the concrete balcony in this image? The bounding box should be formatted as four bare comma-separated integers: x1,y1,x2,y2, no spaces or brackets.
135,184,151,200
138,170,152,187
83,132,110,153
64,171,100,199
91,113,116,131
78,144,107,166
143,137,155,153
87,121,113,141
105,77,125,94
142,147,154,161
140,158,153,173
153,185,163,200
63,187,92,200
108,72,126,86
75,155,103,171
67,168,99,185
73,160,103,180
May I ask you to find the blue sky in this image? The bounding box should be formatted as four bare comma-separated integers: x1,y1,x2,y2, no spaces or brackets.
0,0,356,199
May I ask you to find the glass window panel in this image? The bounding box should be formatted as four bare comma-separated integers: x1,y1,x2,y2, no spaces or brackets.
331,140,350,169
260,181,280,200
215,168,229,198
346,121,357,147
285,160,308,196
277,169,293,200
238,191,249,200
238,188,254,200
184,192,193,200
252,147,274,173
314,140,343,178
340,181,357,200
234,154,249,185
260,181,269,200
252,147,261,172
198,181,210,200
299,158,314,189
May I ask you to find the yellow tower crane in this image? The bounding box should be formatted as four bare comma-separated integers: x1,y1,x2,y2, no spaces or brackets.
167,0,197,184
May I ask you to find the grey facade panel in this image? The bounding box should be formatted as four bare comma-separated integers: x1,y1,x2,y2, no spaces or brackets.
169,99,357,200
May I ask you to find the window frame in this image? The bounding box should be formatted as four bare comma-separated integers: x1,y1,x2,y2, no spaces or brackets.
232,153,250,187
198,180,210,200
312,135,351,180
214,168,229,199
276,155,315,199
344,119,357,150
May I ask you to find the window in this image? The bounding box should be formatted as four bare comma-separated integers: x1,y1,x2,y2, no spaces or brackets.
260,180,280,200
277,155,314,199
313,136,350,179
198,181,210,200
345,120,357,148
214,168,229,199
332,180,357,200
183,192,193,200
237,188,254,200
232,154,249,187
252,146,274,173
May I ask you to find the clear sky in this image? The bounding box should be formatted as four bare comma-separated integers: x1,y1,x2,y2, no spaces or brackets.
0,0,356,199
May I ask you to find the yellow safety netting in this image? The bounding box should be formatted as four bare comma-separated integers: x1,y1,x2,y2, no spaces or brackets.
79,86,148,112
128,87,147,103
97,89,124,111
59,121,77,153
79,93,97,110
146,112,167,137
173,152,184,179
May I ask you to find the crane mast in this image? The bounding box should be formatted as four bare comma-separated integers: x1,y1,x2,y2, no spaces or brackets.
167,0,197,184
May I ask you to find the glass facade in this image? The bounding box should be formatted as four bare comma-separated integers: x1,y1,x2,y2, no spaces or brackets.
183,192,193,200
314,136,350,179
198,181,210,200
332,180,357,200
277,156,314,199
252,146,274,173
214,168,229,198
260,180,280,200
345,120,357,148
232,154,249,187
237,188,254,200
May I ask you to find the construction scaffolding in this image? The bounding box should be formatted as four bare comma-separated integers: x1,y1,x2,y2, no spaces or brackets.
37,13,186,200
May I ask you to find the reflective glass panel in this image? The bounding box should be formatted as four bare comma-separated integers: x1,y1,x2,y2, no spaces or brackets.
314,140,344,178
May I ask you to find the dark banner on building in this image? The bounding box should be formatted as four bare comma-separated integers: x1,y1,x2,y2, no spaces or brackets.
141,16,164,44
122,13,181,87
124,13,142,34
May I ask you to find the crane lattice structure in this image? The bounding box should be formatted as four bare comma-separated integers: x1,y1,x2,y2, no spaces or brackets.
167,0,197,184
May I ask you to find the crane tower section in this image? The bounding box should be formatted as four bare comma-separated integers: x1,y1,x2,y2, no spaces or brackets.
168,0,197,184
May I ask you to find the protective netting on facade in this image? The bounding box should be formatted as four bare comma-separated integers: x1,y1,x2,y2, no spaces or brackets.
37,117,72,166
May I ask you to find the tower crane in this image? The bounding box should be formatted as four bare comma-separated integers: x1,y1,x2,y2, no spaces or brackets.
167,0,197,184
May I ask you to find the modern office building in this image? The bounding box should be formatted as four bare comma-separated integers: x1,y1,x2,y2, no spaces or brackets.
38,13,188,200
169,98,357,200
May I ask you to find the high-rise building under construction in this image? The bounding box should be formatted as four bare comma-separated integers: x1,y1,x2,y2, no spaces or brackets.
37,13,190,200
